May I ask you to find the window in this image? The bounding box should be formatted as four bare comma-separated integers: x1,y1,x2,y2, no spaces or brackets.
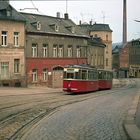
32,44,38,57
43,68,48,81
14,59,20,73
71,26,75,33
76,46,81,58
43,44,48,57
106,58,108,66
55,25,59,32
67,45,72,57
84,47,87,57
81,70,87,80
1,31,7,46
7,10,11,17
66,26,75,33
37,21,41,30
53,45,57,57
106,34,108,41
14,32,19,47
58,45,63,57
32,69,37,82
1,62,9,79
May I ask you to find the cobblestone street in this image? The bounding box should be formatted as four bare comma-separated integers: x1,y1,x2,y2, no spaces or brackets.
0,79,138,140
22,81,138,140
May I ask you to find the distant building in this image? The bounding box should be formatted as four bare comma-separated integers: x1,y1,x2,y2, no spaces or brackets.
113,38,140,78
21,12,89,87
79,22,113,70
0,1,26,87
112,44,123,78
127,39,140,78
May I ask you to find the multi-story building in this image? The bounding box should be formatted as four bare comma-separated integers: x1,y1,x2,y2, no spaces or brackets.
87,37,106,69
119,44,129,78
80,22,112,70
113,39,140,78
21,12,89,87
129,39,140,77
0,1,26,87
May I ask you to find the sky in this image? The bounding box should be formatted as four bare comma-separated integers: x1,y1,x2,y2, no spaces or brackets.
10,0,140,43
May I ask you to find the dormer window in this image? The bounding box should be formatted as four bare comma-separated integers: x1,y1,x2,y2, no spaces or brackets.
55,25,59,32
37,21,41,30
71,26,75,33
31,21,41,31
50,24,59,32
66,26,75,33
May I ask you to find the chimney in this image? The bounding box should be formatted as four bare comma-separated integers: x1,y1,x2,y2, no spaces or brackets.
123,0,127,45
64,13,69,20
89,20,92,25
56,12,60,18
79,20,82,25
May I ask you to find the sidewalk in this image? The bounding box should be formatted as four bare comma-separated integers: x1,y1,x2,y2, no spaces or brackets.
0,78,128,96
0,87,63,96
124,85,140,140
136,101,140,129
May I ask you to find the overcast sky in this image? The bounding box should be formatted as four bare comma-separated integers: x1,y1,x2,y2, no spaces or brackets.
10,0,140,43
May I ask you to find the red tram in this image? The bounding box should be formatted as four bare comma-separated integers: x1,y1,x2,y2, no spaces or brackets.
63,64,113,93
98,69,113,90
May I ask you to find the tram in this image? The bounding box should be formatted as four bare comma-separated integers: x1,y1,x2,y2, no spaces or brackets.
63,64,113,93
63,64,98,93
98,69,113,90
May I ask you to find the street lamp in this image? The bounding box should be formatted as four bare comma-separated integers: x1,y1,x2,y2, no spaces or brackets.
134,20,140,22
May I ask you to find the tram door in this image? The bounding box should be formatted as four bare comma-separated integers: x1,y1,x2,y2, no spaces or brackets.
52,66,63,88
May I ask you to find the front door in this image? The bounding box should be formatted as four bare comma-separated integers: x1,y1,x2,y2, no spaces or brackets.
52,66,63,88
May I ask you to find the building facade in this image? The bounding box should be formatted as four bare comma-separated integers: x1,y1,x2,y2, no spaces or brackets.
87,37,105,69
79,23,112,70
21,13,89,87
113,39,140,78
0,1,26,87
129,39,140,78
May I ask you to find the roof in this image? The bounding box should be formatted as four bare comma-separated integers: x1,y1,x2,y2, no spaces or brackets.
0,1,9,10
0,1,26,22
79,23,112,32
91,23,112,32
21,12,89,38
112,44,123,53
88,37,106,48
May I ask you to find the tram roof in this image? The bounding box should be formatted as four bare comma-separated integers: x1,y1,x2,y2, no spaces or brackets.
64,64,96,69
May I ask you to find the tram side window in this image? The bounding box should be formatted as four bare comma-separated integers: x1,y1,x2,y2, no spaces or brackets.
98,71,102,79
88,70,94,80
103,72,107,79
81,70,87,80
75,72,80,79
107,72,110,80
93,71,98,79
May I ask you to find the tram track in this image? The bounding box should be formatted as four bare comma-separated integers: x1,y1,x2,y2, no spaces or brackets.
0,84,135,140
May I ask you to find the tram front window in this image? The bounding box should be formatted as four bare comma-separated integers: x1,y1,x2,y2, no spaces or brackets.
67,73,74,79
